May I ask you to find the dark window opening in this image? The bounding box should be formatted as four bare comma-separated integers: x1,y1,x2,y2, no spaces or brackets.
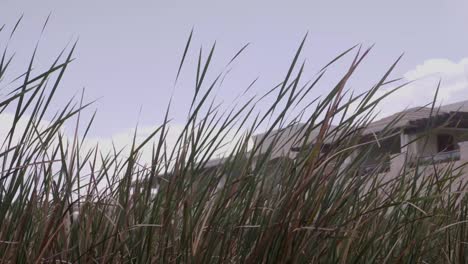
379,135,401,155
437,134,458,152
388,136,401,154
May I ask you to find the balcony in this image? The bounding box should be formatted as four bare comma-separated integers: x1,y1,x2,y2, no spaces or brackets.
359,149,462,175
359,161,391,175
412,150,460,167
353,142,468,183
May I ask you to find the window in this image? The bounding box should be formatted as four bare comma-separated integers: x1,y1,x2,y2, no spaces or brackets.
380,135,401,154
437,134,458,152
388,136,401,154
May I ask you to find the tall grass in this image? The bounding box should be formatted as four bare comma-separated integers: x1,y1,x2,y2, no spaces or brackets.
1,21,468,263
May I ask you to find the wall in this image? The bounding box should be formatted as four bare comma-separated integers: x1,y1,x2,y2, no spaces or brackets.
401,131,437,158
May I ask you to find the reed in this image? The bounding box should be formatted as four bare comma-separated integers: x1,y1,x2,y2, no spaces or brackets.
1,20,467,263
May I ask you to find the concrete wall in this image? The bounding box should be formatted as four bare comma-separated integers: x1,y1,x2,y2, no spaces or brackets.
376,141,468,188
402,129,468,159
252,126,304,160
402,131,438,158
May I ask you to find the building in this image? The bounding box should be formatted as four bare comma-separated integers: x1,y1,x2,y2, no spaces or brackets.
251,100,468,182
137,100,468,193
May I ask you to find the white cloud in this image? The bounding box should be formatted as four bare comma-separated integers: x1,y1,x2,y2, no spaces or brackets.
82,124,184,165
0,113,250,198
0,112,53,147
82,123,249,167
0,110,248,173
375,57,468,118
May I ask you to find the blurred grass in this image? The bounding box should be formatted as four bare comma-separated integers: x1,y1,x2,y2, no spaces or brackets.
1,21,468,264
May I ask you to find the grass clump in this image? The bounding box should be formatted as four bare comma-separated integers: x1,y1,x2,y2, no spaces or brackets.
1,22,468,263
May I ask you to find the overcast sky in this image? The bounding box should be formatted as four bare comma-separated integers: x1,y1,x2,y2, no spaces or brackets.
2,0,468,148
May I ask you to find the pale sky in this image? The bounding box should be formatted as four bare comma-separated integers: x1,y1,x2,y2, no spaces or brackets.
1,0,468,145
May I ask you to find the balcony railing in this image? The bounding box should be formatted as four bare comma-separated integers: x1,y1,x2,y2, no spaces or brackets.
414,150,461,166
359,162,391,175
